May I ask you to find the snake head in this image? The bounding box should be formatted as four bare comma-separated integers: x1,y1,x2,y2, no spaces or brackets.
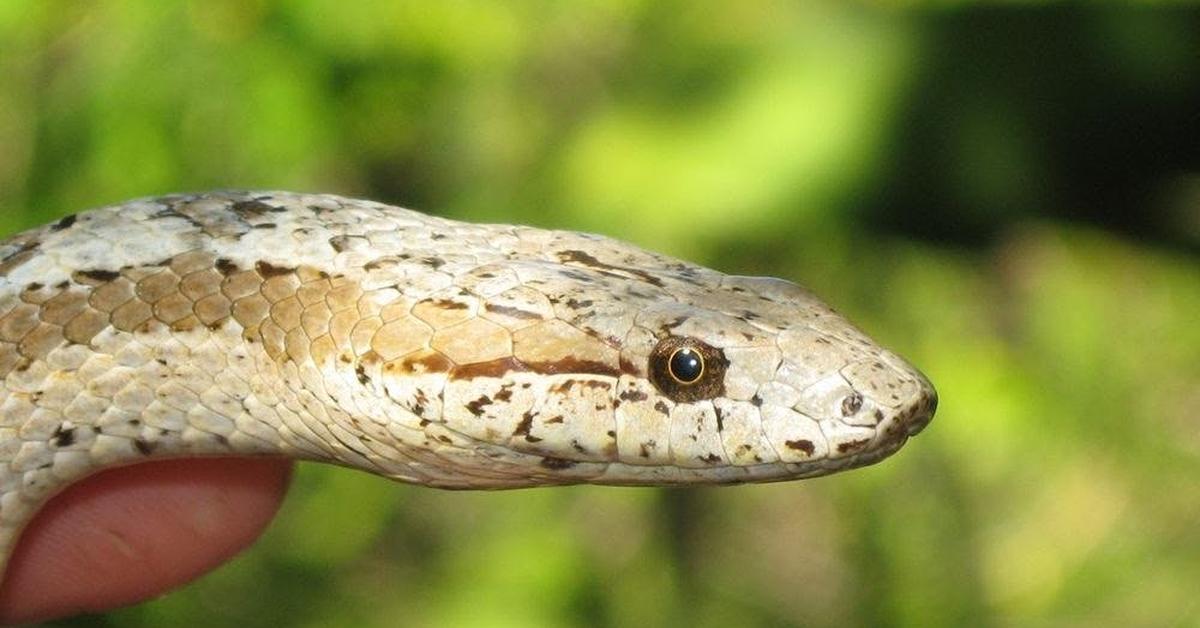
623,274,937,483
586,274,937,485
368,226,937,488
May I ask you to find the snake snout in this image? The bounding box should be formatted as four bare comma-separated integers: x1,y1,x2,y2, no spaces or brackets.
904,379,938,437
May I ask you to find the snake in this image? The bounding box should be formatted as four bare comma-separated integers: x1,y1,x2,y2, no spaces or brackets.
0,191,937,580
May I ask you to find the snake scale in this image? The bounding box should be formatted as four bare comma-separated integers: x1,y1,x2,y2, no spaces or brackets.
0,191,936,580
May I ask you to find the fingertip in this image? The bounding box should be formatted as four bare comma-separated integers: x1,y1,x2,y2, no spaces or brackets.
0,457,293,624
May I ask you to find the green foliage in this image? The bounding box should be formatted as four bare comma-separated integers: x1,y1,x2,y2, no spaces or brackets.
2,1,1198,626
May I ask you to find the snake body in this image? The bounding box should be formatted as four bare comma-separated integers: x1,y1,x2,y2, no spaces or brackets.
0,191,936,577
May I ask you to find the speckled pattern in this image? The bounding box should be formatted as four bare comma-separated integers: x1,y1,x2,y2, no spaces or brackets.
0,191,936,574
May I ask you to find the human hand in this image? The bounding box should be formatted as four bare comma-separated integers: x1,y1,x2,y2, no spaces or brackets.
0,458,292,624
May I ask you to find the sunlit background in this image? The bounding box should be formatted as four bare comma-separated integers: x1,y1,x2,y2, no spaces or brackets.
2,2,1199,626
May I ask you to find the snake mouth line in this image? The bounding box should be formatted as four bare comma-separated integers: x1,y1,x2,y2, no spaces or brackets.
589,435,917,487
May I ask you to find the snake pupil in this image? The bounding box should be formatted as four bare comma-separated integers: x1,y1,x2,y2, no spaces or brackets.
668,348,704,384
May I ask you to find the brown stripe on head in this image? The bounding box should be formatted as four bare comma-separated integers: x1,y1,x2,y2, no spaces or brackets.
449,357,525,380
511,319,619,375
443,356,625,382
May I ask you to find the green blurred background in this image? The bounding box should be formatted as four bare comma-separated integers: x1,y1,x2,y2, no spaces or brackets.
2,1,1199,626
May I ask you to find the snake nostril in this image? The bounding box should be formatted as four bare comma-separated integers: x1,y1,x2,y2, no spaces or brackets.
840,392,863,417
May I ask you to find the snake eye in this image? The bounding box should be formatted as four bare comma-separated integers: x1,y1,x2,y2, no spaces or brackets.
648,336,728,402
668,348,704,384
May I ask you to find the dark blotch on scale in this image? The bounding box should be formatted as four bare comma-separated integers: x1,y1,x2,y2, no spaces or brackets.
51,214,78,231
230,199,279,216
51,425,76,447
255,261,294,278
355,363,370,385
216,258,240,276
540,457,577,470
785,439,815,455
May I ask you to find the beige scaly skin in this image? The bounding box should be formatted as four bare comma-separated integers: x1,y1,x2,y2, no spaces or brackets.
0,191,936,578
